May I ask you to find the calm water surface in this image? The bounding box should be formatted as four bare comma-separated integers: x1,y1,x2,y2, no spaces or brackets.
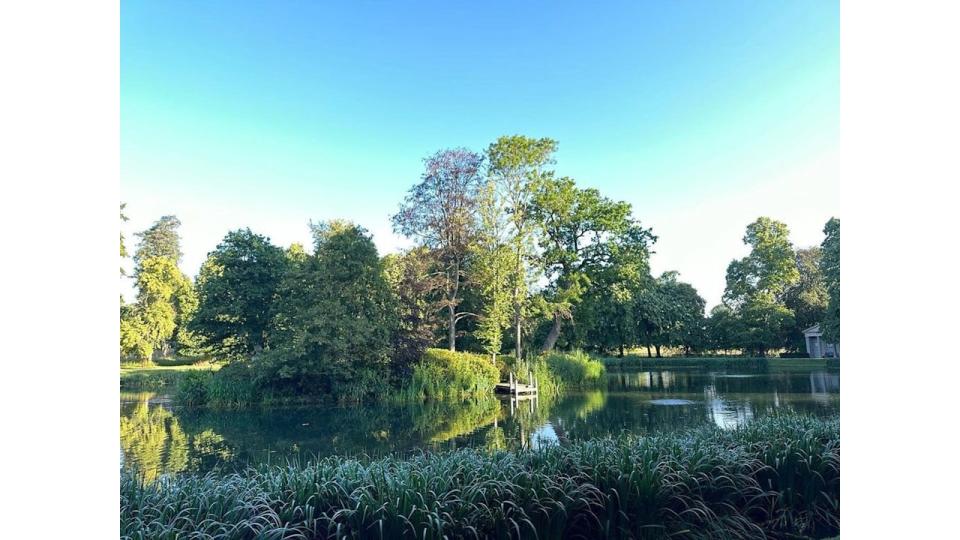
120,366,839,481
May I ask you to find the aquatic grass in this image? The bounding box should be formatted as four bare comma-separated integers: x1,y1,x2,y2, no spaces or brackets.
406,349,500,400
122,413,839,539
544,350,606,387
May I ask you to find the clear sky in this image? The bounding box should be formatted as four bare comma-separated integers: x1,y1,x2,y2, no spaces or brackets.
121,0,839,308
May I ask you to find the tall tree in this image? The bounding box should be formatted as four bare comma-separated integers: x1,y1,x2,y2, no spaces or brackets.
577,224,654,356
189,229,288,361
530,176,646,352
393,148,484,351
486,135,557,359
267,221,397,397
122,215,195,360
383,247,443,374
471,179,513,360
784,246,829,349
723,217,800,307
122,257,196,360
133,215,183,267
820,217,840,344
723,217,800,355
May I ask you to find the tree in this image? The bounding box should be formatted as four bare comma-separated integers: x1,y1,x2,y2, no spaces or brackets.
393,148,484,351
134,215,183,267
189,229,288,361
723,217,800,307
737,296,795,357
706,305,740,353
471,179,513,360
486,135,557,359
123,256,196,361
530,176,647,352
722,217,800,355
784,246,828,349
820,218,840,344
383,247,443,374
123,215,196,361
265,221,397,398
634,272,705,357
577,224,654,356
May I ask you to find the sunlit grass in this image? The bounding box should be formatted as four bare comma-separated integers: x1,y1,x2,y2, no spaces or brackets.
121,413,839,539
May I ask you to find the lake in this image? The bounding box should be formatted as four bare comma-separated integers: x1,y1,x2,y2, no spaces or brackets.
120,365,839,482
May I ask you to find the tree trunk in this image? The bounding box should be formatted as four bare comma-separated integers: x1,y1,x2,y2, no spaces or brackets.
646,344,652,357
514,306,522,360
540,313,561,353
448,304,456,351
655,344,662,358
618,343,624,358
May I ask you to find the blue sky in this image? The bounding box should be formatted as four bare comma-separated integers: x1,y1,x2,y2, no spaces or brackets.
121,1,839,308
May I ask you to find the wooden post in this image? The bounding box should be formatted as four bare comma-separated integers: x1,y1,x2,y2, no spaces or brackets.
509,372,515,394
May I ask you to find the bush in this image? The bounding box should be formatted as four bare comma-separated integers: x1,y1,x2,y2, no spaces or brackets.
408,348,500,400
544,350,605,387
175,370,211,406
205,362,259,408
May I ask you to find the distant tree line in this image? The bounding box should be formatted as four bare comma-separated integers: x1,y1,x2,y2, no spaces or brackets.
120,136,840,394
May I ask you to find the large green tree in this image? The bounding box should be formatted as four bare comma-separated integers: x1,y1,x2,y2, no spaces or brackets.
471,179,513,360
530,176,647,352
393,148,483,351
189,229,288,361
383,247,443,373
486,135,557,359
820,217,840,345
265,221,397,398
635,272,706,357
784,246,829,349
723,217,800,355
121,215,196,361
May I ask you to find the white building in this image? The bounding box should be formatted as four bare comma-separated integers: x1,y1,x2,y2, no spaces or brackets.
803,324,838,358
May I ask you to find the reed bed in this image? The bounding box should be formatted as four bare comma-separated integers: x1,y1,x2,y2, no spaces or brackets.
121,414,839,539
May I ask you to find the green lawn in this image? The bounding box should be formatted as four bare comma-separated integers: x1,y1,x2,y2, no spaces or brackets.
120,358,219,389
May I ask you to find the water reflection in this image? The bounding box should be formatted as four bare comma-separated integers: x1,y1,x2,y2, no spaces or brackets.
120,366,839,480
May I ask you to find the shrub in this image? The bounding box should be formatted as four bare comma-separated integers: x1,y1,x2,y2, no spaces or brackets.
544,350,605,387
408,348,500,400
205,362,259,408
175,370,211,406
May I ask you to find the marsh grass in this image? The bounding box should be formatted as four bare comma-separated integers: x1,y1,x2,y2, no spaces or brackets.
405,348,500,400
121,413,839,539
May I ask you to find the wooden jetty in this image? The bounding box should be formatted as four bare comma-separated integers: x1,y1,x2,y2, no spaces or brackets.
495,371,538,397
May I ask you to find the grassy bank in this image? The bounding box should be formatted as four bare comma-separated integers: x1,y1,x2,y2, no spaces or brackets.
602,355,840,371
119,359,219,390
121,413,839,539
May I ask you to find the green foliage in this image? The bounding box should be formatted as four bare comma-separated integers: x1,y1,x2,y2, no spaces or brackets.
263,221,397,399
529,175,651,352
189,228,288,361
724,217,800,307
408,348,500,400
122,414,840,539
176,370,211,407
820,217,840,344
635,272,706,356
121,256,197,361
486,135,557,358
722,218,801,355
133,215,183,266
392,148,484,351
471,179,513,358
784,246,829,349
382,247,442,375
544,350,606,387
